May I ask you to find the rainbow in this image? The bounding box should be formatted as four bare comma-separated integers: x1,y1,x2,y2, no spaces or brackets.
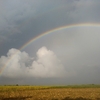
0,23,100,75
20,23,100,50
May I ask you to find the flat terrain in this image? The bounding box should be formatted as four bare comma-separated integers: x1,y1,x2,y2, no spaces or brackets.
0,85,100,100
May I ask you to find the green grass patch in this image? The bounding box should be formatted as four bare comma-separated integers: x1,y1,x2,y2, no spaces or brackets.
0,84,100,92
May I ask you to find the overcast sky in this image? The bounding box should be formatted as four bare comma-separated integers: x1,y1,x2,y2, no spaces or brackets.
0,0,100,85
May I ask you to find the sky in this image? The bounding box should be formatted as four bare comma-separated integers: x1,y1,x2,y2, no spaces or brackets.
0,0,100,85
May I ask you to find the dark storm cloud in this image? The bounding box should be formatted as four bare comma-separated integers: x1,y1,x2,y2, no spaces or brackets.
1,0,100,56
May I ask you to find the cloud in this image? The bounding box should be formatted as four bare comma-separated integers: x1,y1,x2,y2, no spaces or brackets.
0,46,66,78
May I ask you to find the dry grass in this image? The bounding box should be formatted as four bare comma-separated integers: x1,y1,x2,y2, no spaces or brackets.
0,86,100,100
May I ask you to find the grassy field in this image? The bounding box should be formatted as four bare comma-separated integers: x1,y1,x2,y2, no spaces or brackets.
0,85,100,100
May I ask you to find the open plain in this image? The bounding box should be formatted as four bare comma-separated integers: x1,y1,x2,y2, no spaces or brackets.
0,85,100,100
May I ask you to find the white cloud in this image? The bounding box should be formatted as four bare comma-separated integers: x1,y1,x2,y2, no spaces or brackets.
0,47,66,78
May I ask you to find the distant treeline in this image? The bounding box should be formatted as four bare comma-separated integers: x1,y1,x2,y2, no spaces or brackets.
0,84,100,89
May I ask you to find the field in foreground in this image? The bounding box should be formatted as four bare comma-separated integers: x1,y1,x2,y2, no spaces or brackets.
0,85,100,100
